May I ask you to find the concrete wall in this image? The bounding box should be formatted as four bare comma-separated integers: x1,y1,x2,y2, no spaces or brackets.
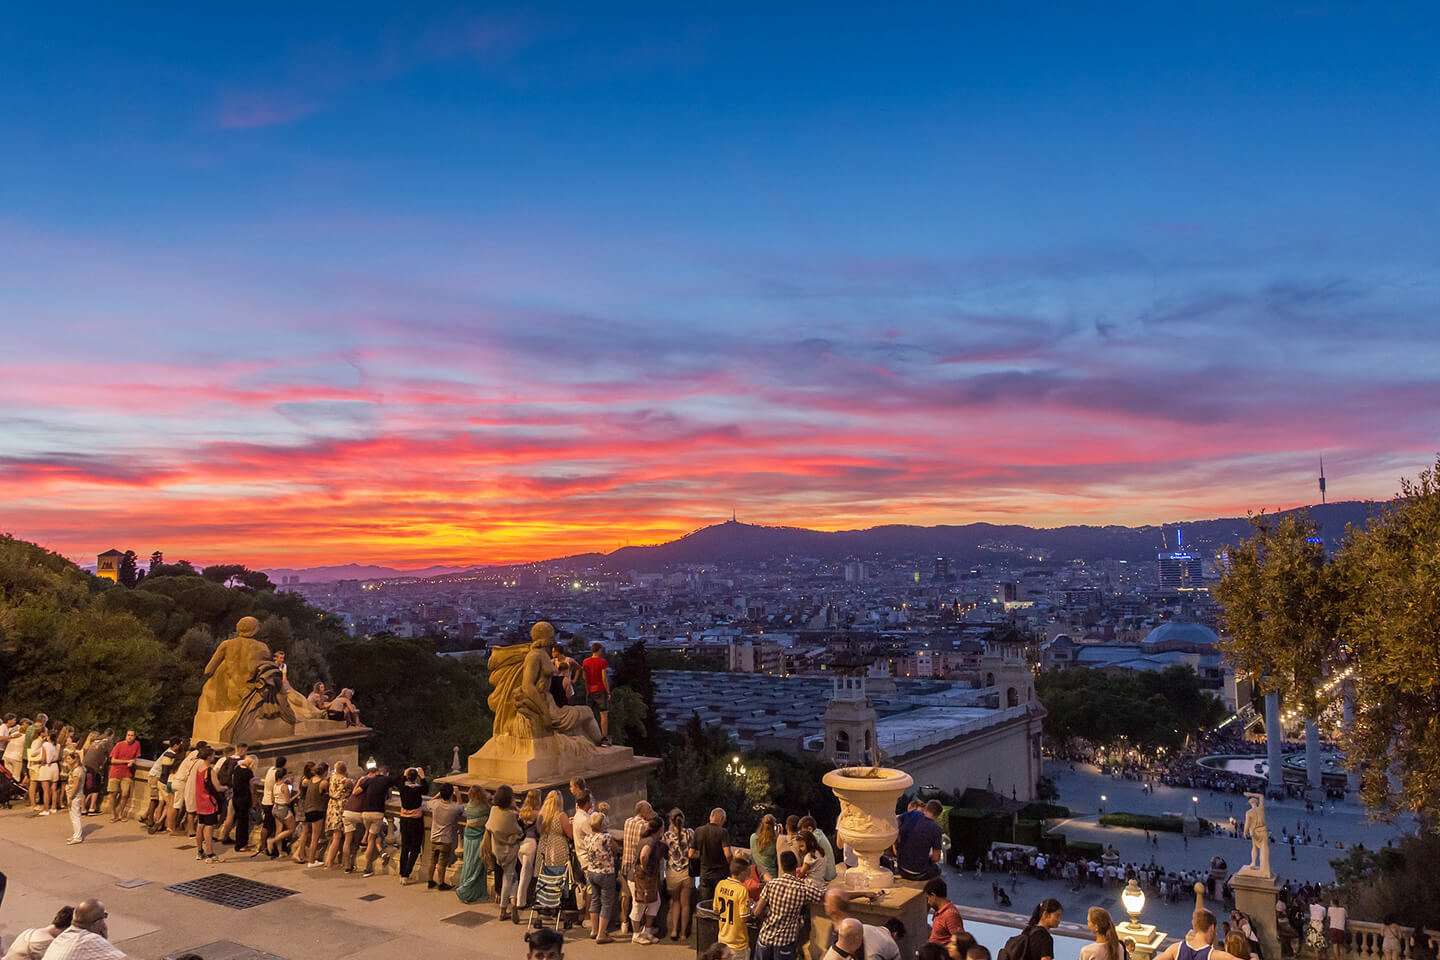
894,713,1042,801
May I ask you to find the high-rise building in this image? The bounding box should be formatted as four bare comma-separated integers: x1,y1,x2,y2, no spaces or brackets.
933,556,950,582
1157,551,1204,590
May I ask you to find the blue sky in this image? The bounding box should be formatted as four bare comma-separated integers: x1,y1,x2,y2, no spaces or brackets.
2,4,1437,565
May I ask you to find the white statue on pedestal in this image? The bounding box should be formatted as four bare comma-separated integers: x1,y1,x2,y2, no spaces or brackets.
1242,791,1271,878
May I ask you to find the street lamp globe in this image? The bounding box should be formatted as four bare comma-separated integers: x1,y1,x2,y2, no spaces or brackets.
1121,878,1146,925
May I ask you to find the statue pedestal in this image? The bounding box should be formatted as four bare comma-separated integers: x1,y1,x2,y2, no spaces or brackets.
440,740,660,815
243,722,371,774
1230,869,1282,960
806,884,928,960
1117,921,1170,960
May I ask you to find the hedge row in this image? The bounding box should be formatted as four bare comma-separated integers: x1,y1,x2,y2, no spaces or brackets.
1098,812,1185,832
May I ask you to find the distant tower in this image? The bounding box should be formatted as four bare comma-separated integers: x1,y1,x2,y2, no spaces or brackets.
96,548,123,582
1318,456,1327,504
825,654,878,765
731,507,738,523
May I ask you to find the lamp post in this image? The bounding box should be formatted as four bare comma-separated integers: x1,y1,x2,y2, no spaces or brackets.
1116,878,1168,960
1100,794,1107,816
1192,795,1200,818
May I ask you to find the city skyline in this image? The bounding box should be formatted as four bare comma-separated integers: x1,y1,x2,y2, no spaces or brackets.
3,6,1439,567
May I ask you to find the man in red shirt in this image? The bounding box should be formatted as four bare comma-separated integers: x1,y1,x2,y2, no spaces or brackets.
108,730,142,822
582,642,611,743
925,877,965,946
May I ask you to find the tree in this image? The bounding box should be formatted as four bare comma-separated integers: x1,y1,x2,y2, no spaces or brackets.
1036,666,1225,751
1338,457,1440,822
612,639,660,754
117,550,139,588
1215,510,1343,723
149,551,163,572
329,633,491,774
609,686,649,748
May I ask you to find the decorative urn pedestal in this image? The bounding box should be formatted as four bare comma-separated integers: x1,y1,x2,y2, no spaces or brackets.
823,766,914,891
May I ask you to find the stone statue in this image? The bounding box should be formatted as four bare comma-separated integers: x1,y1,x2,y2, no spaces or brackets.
193,617,272,744
1242,791,1271,877
221,660,296,743
488,622,603,745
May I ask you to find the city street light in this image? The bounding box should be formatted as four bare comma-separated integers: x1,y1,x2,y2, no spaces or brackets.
1100,794,1107,815
1192,795,1200,817
1117,877,1167,960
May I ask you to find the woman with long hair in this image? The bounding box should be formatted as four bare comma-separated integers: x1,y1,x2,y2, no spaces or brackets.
296,761,329,865
515,788,543,910
323,761,352,868
1380,917,1403,960
795,831,826,896
35,731,61,814
537,789,572,872
291,762,318,864
1081,907,1122,960
750,814,778,881
487,785,525,918
268,768,297,857
455,785,492,903
1025,900,1063,960
663,808,695,941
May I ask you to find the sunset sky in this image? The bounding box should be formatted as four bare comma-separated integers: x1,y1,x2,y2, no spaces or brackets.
3,5,1438,569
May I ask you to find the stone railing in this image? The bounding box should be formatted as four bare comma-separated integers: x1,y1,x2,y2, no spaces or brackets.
1343,921,1439,960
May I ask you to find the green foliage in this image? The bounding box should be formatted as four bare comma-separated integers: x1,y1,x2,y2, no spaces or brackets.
608,685,648,748
1216,510,1342,719
117,550,139,588
1067,840,1104,857
1018,802,1071,820
612,639,661,754
1098,812,1184,832
647,713,837,839
0,537,173,732
1330,833,1440,922
329,633,491,775
1014,818,1043,845
947,808,1012,863
1037,665,1226,751
1338,458,1440,823
1035,775,1060,803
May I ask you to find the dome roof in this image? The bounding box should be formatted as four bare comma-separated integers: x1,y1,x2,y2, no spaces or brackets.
1142,621,1219,647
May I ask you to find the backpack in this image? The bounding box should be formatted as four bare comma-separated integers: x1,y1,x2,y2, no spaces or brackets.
215,757,233,788
998,926,1036,960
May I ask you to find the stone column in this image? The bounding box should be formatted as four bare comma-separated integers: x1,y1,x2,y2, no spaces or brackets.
1341,681,1362,796
1305,718,1323,794
1266,691,1284,797
1230,870,1282,960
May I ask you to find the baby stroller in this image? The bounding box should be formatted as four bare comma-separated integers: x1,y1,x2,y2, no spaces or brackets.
525,862,575,932
0,766,23,808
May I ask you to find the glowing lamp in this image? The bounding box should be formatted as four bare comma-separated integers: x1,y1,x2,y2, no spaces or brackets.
1121,879,1145,925
365,755,378,770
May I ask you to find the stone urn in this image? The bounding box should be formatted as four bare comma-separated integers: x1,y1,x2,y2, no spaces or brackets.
823,766,914,890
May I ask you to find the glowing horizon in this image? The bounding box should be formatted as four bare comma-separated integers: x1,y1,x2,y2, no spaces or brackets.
3,7,1438,569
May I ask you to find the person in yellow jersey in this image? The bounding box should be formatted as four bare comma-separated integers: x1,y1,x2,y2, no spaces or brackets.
713,856,755,960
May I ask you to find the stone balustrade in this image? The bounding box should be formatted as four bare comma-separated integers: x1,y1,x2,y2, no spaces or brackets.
1341,921,1438,960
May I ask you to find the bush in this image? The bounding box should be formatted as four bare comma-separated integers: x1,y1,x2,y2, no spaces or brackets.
1014,818,1043,845
1018,802,1071,820
1067,840,1105,858
1098,812,1185,832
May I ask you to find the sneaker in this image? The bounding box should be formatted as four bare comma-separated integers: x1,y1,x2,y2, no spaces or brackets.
427,880,437,889
38,810,51,817
206,855,219,864
437,883,453,891
363,871,374,878
307,861,322,868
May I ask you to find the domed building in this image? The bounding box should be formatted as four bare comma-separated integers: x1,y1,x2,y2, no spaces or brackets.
1141,621,1220,648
